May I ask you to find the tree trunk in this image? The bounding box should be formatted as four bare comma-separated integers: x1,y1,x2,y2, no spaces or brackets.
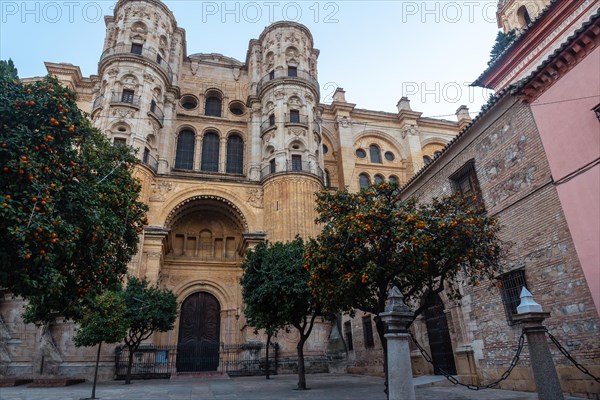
296,336,307,390
125,345,134,385
373,315,388,396
91,342,101,399
265,334,271,380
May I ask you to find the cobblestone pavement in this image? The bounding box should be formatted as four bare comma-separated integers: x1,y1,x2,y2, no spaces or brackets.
0,374,584,400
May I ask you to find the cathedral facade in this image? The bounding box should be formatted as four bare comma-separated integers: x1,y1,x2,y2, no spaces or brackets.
1,0,465,380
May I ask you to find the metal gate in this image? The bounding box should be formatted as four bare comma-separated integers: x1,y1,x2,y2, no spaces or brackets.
424,295,457,375
177,292,221,372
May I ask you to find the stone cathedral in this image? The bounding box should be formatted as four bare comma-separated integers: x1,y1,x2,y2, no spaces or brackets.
1,0,469,379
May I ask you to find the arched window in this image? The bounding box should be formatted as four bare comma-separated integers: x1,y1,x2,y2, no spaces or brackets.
324,169,331,187
369,144,382,163
359,173,370,189
517,5,532,28
374,174,384,185
226,134,244,174
389,175,399,185
201,131,220,172
174,130,195,169
423,155,432,165
205,96,222,117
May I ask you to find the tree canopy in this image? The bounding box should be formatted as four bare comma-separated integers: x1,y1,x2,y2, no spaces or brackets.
241,237,322,390
0,59,18,79
0,76,148,323
305,183,503,338
121,277,177,384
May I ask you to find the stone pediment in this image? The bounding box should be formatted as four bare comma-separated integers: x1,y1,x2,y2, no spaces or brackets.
188,53,243,67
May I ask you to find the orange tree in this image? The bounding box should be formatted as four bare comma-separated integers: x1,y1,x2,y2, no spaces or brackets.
241,237,322,390
0,76,148,323
304,183,503,360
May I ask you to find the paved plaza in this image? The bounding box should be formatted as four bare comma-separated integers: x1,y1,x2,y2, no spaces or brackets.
0,374,584,400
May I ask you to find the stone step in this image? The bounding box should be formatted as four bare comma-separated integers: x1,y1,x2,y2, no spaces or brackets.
170,372,228,381
0,378,33,387
29,378,86,387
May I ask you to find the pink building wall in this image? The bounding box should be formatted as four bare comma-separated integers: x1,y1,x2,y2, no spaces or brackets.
531,45,600,315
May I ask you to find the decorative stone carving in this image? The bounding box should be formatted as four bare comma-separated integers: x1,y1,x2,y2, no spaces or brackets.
335,116,352,129
401,125,420,139
289,127,306,137
143,73,155,82
190,61,201,76
247,188,264,209
150,181,174,202
111,107,135,119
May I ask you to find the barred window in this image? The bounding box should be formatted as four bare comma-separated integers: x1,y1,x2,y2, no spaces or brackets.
369,144,382,164
201,132,220,172
499,269,528,325
359,173,370,189
205,96,222,117
344,321,353,351
449,160,483,209
362,316,374,348
226,135,244,174
174,130,195,170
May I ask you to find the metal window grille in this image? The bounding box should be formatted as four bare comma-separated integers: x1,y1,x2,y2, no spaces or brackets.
121,89,135,104
369,145,382,164
201,132,220,172
175,130,195,170
362,316,374,348
226,135,244,174
449,160,484,210
130,43,143,55
205,97,222,117
499,269,528,325
344,321,353,351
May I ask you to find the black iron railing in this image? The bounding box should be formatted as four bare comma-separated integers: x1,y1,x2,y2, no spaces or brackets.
99,44,174,83
257,68,319,96
142,153,158,173
284,113,309,127
149,101,164,124
260,160,324,183
260,118,276,134
110,92,141,107
115,342,278,379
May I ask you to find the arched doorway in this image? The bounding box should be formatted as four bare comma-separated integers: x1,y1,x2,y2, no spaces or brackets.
424,295,457,375
176,292,221,372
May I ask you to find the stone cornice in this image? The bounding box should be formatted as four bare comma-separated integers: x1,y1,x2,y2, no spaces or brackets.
516,13,600,102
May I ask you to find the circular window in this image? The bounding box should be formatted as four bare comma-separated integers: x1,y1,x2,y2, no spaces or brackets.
323,144,329,155
384,151,395,161
292,144,300,150
434,151,442,157
229,101,245,116
180,95,198,110
356,148,367,158
117,126,127,132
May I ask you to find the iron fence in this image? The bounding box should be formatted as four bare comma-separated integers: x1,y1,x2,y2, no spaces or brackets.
115,342,278,379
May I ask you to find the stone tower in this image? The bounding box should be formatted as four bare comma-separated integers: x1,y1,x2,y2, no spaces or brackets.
496,0,552,33
93,0,184,172
247,22,323,241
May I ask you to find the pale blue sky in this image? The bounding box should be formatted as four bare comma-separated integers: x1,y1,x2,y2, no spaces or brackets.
1,0,499,118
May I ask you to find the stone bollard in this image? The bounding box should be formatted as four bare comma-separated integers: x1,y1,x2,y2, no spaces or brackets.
379,287,415,400
513,288,564,400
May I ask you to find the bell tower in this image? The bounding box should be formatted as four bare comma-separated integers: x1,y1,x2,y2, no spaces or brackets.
496,0,551,33
247,22,323,241
91,0,183,173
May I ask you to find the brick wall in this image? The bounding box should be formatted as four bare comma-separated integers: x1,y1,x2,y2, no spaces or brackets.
401,95,600,397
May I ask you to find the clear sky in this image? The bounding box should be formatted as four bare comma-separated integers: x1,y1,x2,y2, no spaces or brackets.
0,0,499,119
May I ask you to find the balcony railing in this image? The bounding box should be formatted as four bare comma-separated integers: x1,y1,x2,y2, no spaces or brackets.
99,44,174,83
92,95,104,112
257,68,319,96
260,119,276,134
149,101,164,125
110,92,141,108
142,153,158,173
260,160,324,183
284,113,309,127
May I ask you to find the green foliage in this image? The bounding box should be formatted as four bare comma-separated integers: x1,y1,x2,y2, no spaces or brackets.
488,30,517,66
0,59,18,79
73,291,128,347
240,237,322,389
122,277,177,347
120,276,177,384
241,237,319,335
305,183,504,322
0,76,148,323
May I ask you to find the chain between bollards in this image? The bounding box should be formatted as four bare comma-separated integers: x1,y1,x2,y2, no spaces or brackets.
409,330,525,391
546,329,600,383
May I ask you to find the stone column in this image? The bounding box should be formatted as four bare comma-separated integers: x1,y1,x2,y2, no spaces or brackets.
513,288,564,400
379,287,415,400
